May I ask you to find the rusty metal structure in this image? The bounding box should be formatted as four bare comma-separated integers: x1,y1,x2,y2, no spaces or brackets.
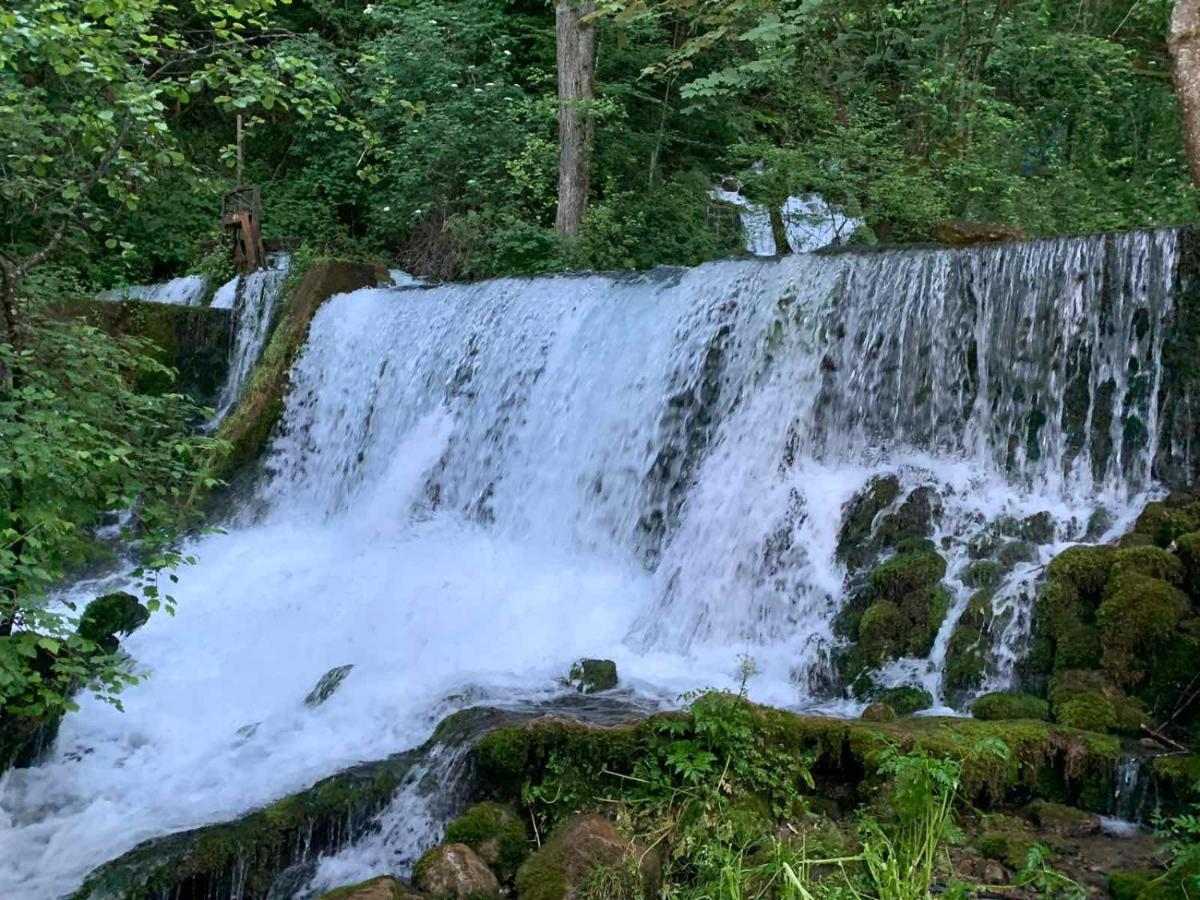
222,185,266,274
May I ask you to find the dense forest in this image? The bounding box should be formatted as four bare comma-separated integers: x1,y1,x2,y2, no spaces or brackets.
8,2,1200,900
3,0,1198,296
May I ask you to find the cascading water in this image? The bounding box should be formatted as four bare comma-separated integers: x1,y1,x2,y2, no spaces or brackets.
0,229,1183,898
209,255,291,426
97,274,209,306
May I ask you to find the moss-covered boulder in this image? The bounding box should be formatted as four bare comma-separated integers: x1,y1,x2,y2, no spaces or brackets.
962,560,1003,590
837,474,901,570
873,686,933,716
442,802,529,881
1097,573,1190,687
413,844,500,899
565,659,618,694
1049,670,1147,734
855,546,950,666
1123,496,1200,549
1177,531,1200,598
1110,546,1186,586
77,591,149,653
944,592,997,702
861,702,897,722
514,815,652,900
972,692,1049,722
320,876,427,899
1106,868,1159,900
1026,544,1117,680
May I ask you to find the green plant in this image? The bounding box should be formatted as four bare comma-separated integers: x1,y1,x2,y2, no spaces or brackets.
1012,844,1087,899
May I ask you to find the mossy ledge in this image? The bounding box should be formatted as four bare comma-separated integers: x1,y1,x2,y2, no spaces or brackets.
71,706,506,900
474,704,1122,814
208,259,385,482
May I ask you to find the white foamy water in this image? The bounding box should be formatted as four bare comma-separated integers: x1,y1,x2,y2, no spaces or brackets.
98,274,209,306
208,256,291,426
0,230,1182,897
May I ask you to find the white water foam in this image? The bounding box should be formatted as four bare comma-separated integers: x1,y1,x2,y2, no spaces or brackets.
98,274,209,306
0,230,1181,897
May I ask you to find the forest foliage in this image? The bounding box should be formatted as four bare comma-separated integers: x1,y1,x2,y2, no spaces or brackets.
2,0,1196,293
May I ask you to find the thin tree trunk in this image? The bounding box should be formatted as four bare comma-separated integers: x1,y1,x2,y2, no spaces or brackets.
555,0,596,236
1170,0,1200,189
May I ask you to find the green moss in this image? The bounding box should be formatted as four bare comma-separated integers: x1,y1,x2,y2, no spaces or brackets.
320,876,412,899
514,840,567,900
962,559,1003,589
1177,532,1200,598
1045,545,1116,610
443,802,530,881
997,540,1037,568
859,601,905,666
978,828,1035,869
1030,544,1119,678
972,692,1049,721
944,592,995,702
1048,669,1147,735
837,475,901,570
1107,869,1159,900
1110,546,1186,586
873,686,933,716
870,548,947,601
1098,573,1190,686
566,659,618,694
1136,857,1200,900
861,702,897,722
207,261,384,484
1127,499,1200,549
1149,755,1200,810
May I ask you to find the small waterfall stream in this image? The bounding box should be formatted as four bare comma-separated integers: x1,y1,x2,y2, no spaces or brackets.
0,229,1185,898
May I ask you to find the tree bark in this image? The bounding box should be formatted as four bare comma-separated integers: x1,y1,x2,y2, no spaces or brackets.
1170,0,1200,189
555,0,596,237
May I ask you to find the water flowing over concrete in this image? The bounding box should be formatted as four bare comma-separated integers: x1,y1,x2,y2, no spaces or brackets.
0,229,1183,898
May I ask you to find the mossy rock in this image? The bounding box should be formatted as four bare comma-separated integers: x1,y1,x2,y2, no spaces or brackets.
978,827,1035,870
859,602,906,666
837,474,901,570
1023,799,1100,836
944,592,996,703
413,843,500,899
305,664,355,707
997,540,1038,568
870,547,947,602
998,511,1055,545
1149,755,1200,811
514,815,649,900
77,591,149,653
1107,869,1159,900
1125,498,1200,549
1110,546,1186,587
1176,531,1200,598
443,802,529,881
566,659,618,694
962,560,1003,589
1030,544,1117,678
972,692,1049,722
1045,545,1116,611
1097,573,1190,686
872,486,941,548
1049,670,1147,735
873,686,933,716
475,700,1122,817
861,702,897,722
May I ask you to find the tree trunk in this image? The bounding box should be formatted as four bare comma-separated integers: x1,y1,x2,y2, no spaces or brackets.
555,0,596,237
1170,0,1200,189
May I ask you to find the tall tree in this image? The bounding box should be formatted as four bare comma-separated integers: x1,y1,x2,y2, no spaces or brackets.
1171,0,1200,189
554,0,597,236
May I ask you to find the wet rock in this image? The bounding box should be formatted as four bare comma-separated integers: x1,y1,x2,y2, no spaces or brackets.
944,592,997,703
78,591,149,652
514,815,655,900
836,474,901,570
962,559,1003,590
306,664,355,707
413,843,500,899
1023,800,1101,837
566,659,618,694
442,802,529,880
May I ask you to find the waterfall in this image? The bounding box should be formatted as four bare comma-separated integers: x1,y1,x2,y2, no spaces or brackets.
208,255,291,426
97,274,208,306
0,229,1182,899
